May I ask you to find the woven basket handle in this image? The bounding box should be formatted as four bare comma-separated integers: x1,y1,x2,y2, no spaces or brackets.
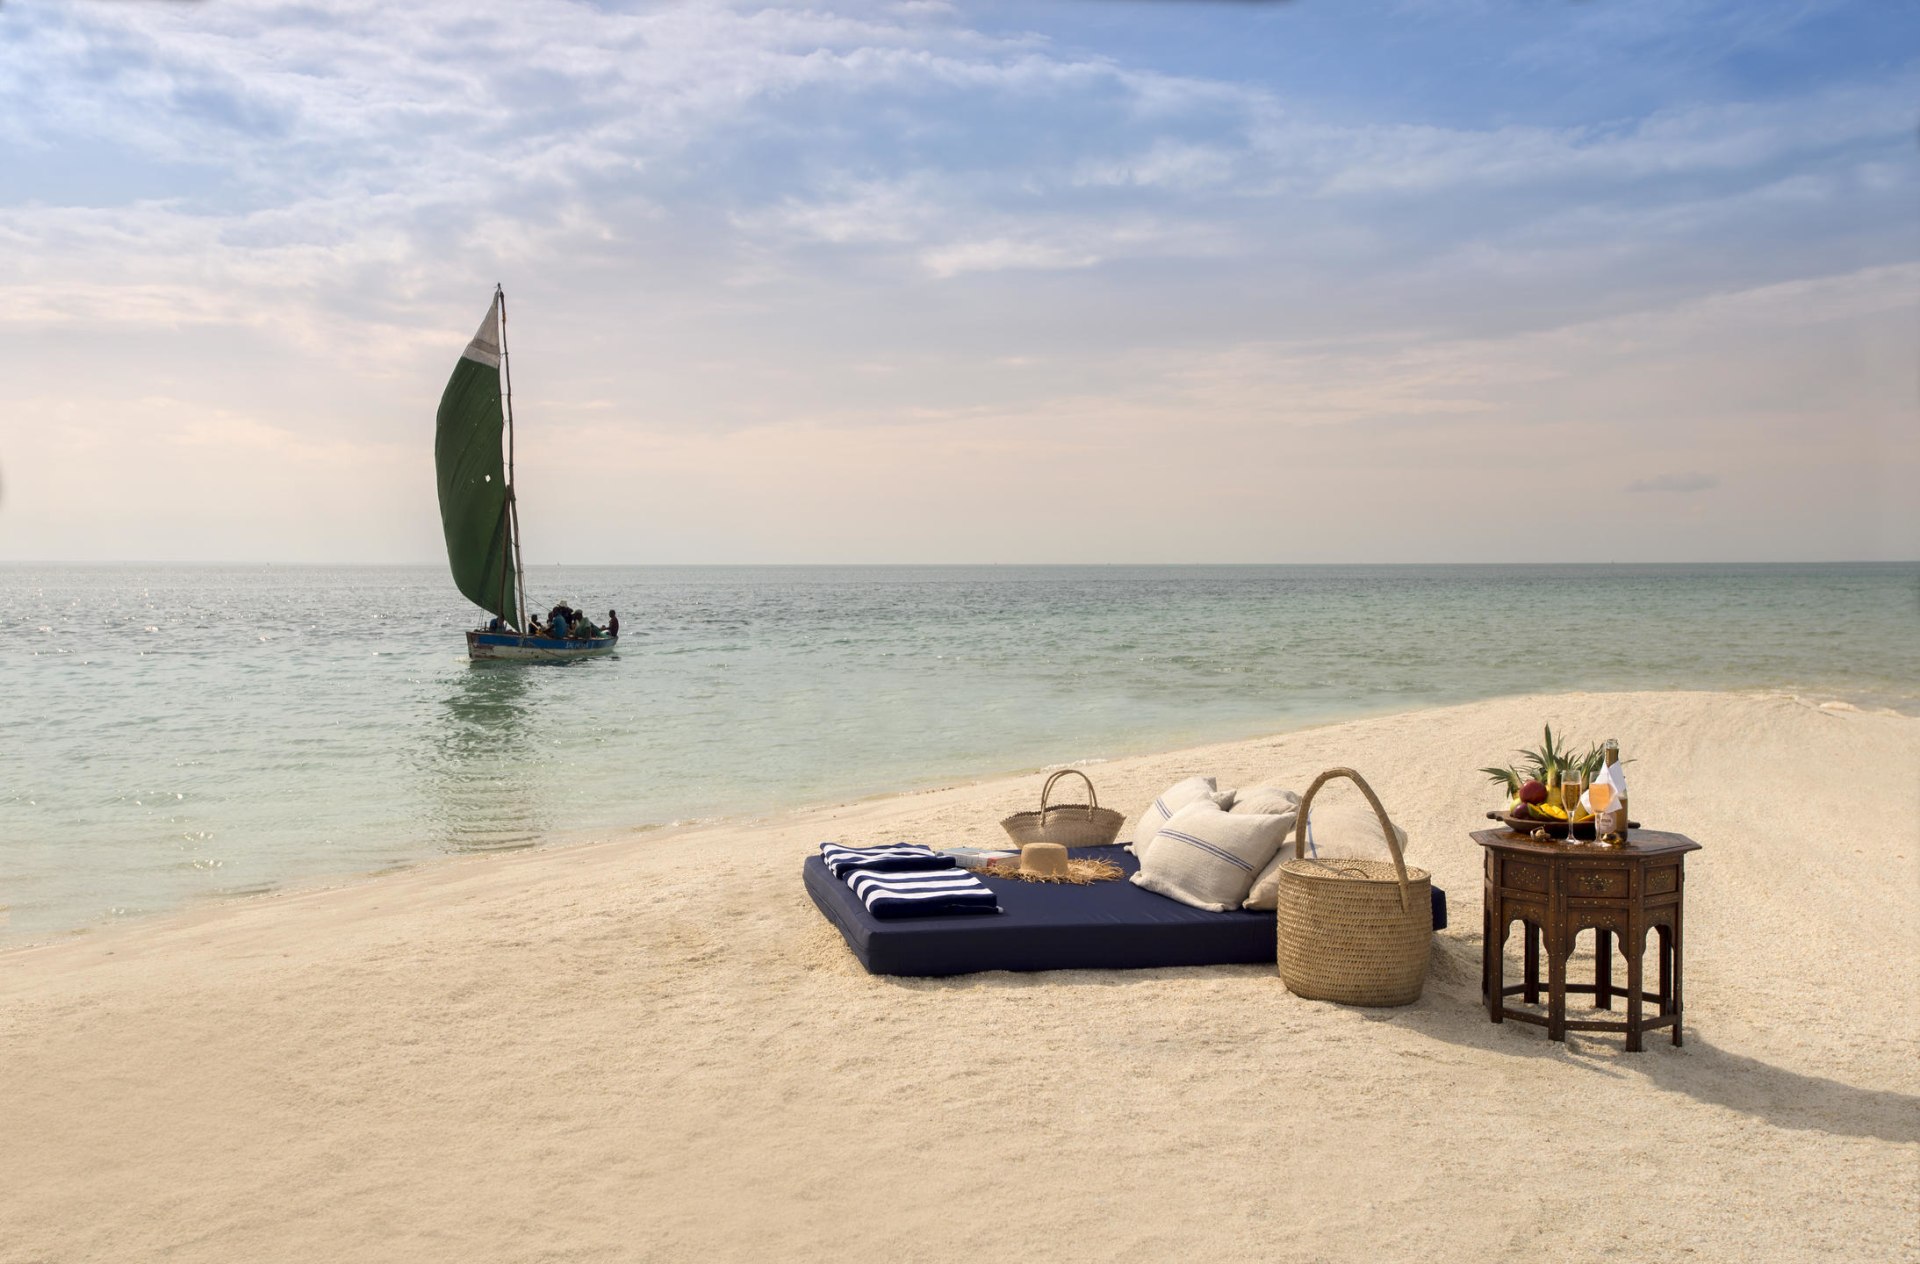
1039,769,1098,818
1293,768,1413,916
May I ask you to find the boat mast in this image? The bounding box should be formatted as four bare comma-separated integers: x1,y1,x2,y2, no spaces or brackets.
497,283,528,632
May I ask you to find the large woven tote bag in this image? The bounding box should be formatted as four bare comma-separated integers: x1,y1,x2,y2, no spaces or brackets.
1275,768,1432,1007
1001,769,1125,849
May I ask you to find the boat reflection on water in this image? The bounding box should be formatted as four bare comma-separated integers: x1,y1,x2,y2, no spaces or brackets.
422,662,550,852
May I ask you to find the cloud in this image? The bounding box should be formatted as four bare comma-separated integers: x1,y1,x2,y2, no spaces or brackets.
0,0,1914,561
1070,141,1240,190
1627,472,1720,494
0,1,1270,326
918,216,1234,277
733,177,941,247
7,1,1912,344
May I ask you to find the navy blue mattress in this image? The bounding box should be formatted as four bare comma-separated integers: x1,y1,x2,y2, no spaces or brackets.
806,845,1447,977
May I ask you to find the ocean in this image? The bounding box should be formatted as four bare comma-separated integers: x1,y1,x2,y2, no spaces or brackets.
3,562,1915,942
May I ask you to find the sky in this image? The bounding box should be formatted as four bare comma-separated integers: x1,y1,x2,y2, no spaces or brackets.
1,0,1915,564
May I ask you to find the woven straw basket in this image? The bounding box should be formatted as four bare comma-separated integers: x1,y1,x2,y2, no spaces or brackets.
1001,769,1125,849
1275,768,1432,1007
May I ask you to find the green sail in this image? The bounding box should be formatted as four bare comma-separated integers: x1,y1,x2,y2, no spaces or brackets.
435,297,518,624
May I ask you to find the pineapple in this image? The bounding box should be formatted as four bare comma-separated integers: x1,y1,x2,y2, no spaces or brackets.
1479,763,1526,814
1517,723,1577,789
1486,725,1600,821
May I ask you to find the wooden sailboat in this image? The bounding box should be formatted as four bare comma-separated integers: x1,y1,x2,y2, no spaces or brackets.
435,286,617,663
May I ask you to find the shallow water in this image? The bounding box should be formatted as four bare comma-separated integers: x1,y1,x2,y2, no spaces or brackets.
3,562,1915,940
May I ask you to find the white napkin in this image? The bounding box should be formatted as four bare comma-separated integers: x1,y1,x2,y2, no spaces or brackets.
1580,758,1628,816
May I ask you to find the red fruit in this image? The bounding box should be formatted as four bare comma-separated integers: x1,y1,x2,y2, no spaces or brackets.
1518,779,1548,805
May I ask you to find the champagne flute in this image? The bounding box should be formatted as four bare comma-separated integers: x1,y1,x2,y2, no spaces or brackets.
1561,766,1588,841
1587,779,1616,845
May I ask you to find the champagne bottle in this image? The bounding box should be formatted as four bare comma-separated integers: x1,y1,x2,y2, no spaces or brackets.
1594,738,1629,840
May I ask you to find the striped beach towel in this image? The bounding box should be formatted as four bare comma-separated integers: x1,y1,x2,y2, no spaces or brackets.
819,842,956,879
845,869,1002,919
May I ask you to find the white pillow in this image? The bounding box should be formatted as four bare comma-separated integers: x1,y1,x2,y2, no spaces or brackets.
1132,800,1291,913
1128,776,1222,858
1231,785,1300,819
1233,787,1305,912
1304,795,1412,862
1243,791,1413,911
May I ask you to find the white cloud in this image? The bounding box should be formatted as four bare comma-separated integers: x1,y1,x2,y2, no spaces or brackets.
918,235,1103,278
1070,141,1240,190
0,0,1914,561
1253,80,1915,199
734,177,942,247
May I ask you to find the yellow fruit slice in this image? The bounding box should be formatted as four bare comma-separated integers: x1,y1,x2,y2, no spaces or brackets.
1535,803,1568,820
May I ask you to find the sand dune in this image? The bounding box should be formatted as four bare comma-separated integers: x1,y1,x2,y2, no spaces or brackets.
4,691,1916,1262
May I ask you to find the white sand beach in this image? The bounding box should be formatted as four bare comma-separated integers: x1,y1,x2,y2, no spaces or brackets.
4,690,1916,1263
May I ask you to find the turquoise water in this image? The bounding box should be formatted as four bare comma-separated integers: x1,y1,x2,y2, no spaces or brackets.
3,563,1915,941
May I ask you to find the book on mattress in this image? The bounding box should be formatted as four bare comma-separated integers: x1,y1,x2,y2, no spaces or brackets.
941,848,1019,870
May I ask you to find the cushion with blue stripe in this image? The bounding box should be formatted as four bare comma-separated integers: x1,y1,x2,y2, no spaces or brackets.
1126,776,1233,860
1132,800,1292,913
1233,786,1306,911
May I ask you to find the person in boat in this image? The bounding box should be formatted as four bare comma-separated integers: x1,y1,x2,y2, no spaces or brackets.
486,615,511,633
606,610,619,638
572,612,602,640
549,611,570,638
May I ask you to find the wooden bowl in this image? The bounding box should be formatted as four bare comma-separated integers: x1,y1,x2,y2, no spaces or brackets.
1485,811,1637,841
1496,811,1583,839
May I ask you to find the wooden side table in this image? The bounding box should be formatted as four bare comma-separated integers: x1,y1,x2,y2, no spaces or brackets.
1474,828,1700,1052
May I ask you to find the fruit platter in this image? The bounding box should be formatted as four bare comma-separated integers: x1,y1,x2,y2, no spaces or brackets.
1481,808,1637,841
1481,724,1633,841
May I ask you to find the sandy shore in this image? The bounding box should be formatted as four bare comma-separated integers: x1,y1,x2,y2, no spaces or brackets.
4,691,1917,1263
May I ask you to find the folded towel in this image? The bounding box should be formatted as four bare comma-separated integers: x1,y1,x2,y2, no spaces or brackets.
819,842,957,879
845,869,1002,919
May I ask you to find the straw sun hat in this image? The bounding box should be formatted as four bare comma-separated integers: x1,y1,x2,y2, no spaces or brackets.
988,841,1123,885
1018,842,1070,878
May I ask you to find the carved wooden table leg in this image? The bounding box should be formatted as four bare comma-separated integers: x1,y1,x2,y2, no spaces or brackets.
1657,923,1673,1023
1480,902,1489,1001
1485,904,1503,1024
1547,922,1569,1042
1670,903,1685,1048
1523,921,1541,1005
1625,921,1646,1053
1594,928,1613,1010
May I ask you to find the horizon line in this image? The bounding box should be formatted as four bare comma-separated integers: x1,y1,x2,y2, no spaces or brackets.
3,558,1915,569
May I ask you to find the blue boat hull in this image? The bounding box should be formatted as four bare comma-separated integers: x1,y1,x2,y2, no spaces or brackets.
466,631,618,662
